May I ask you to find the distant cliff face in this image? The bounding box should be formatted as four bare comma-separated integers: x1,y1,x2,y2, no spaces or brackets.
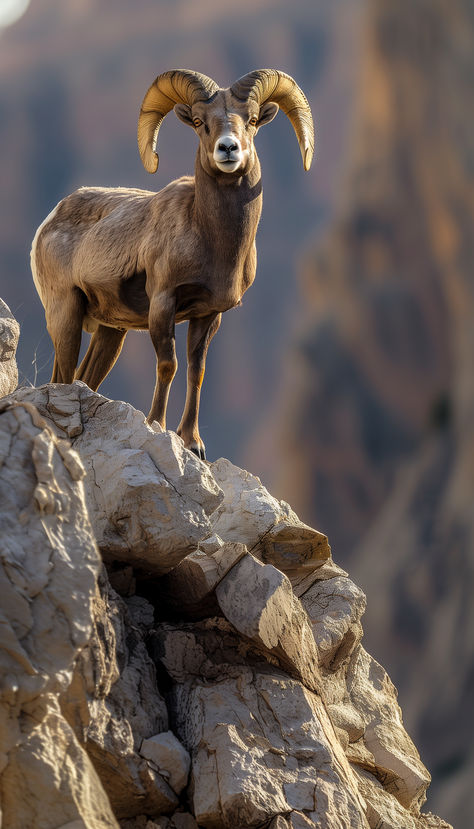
268,1,474,827
271,0,473,556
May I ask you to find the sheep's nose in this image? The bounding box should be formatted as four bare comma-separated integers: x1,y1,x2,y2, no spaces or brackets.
218,140,238,154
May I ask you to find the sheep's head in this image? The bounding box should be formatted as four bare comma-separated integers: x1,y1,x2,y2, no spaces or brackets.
138,69,314,178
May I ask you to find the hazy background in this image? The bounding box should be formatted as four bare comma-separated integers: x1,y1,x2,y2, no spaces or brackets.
1,1,473,826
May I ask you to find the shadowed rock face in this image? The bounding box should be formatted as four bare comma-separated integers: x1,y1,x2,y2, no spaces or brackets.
1,370,451,828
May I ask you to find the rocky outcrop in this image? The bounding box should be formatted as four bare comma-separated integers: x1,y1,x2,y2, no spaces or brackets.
0,299,19,397
7,382,223,576
0,377,451,828
0,400,117,828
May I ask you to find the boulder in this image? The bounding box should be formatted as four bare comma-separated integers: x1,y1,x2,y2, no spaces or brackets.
140,731,191,795
210,458,330,573
347,646,430,810
8,382,223,575
300,575,366,671
156,542,247,617
216,553,321,692
0,299,19,397
174,669,368,827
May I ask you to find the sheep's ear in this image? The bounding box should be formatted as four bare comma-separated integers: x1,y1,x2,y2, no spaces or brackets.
174,103,194,126
257,102,279,127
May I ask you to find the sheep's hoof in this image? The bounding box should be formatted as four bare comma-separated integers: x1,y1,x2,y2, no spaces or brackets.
189,442,206,461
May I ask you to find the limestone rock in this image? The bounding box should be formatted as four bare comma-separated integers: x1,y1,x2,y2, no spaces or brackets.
156,542,247,617
301,575,366,670
0,299,19,397
352,768,452,829
291,559,348,597
9,382,223,575
154,620,368,827
140,731,191,795
2,702,118,829
198,533,224,554
0,401,117,827
347,646,430,810
328,701,366,743
170,666,369,828
216,553,321,692
353,767,420,829
210,458,330,572
62,568,176,819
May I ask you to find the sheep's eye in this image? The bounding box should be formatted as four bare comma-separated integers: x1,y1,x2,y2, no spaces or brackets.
249,117,258,127
193,118,203,128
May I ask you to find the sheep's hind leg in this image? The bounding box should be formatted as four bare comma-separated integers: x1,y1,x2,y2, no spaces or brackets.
47,288,85,384
177,312,221,460
147,292,177,429
75,325,127,391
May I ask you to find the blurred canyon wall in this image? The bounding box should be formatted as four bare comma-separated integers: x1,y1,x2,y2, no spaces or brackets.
260,1,474,827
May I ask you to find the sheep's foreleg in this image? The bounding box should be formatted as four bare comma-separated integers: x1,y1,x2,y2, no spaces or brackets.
47,288,85,384
148,292,177,429
75,325,127,390
177,312,221,460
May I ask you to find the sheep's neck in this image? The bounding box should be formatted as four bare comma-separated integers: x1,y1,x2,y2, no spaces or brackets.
193,153,263,265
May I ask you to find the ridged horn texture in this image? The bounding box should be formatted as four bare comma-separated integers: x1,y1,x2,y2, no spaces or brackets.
138,70,219,173
230,69,314,171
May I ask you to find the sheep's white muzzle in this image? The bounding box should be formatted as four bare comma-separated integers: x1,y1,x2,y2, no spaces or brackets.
213,134,244,173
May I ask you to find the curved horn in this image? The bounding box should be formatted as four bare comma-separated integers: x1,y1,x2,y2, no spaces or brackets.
230,69,314,171
138,70,219,173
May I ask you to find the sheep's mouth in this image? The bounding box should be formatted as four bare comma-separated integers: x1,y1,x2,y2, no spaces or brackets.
214,157,243,173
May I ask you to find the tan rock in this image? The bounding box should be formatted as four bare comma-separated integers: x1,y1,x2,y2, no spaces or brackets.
170,668,369,828
268,818,290,829
351,767,452,829
62,569,176,819
198,533,224,554
301,575,366,671
347,646,430,810
157,542,247,616
288,813,318,828
140,731,191,795
328,701,366,743
210,458,330,572
0,401,117,827
9,382,223,575
0,299,19,398
353,767,419,829
291,559,348,597
2,703,118,829
216,553,321,692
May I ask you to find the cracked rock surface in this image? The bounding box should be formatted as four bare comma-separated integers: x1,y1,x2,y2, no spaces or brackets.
1,374,452,828
8,382,223,575
0,299,19,398
0,400,118,828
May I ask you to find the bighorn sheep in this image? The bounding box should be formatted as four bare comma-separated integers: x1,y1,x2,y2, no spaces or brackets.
31,69,314,458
